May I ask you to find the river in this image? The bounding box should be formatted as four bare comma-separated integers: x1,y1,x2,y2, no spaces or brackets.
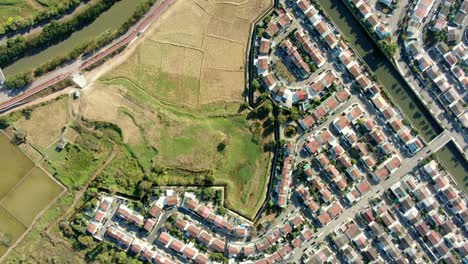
316,0,442,142
315,0,467,190
3,0,145,77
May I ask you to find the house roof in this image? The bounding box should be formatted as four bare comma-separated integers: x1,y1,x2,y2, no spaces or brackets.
170,239,184,252
327,201,343,218
194,253,209,264
259,39,270,54
318,212,331,225
187,224,201,238
158,232,171,246
211,238,225,252
175,218,188,230
198,231,213,244
149,203,162,218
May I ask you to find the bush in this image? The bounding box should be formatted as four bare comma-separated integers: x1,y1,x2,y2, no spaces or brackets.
4,72,34,90
0,0,82,35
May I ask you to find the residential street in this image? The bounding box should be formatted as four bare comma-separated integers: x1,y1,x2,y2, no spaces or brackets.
287,130,452,263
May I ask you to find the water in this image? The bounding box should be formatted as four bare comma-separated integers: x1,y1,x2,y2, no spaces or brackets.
3,0,145,76
436,142,468,194
315,0,467,192
316,0,442,142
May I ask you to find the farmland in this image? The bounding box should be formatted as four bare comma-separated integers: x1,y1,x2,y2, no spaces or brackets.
85,0,273,216
0,133,63,257
0,0,273,260
0,0,39,24
82,78,274,217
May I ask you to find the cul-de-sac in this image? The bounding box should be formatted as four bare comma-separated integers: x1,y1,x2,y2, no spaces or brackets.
0,0,466,263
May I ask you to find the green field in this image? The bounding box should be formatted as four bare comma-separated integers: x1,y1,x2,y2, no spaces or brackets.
1,167,63,225
44,127,114,190
83,78,273,218
0,0,38,24
0,206,26,257
4,193,85,263
0,134,34,198
0,133,63,257
0,0,74,24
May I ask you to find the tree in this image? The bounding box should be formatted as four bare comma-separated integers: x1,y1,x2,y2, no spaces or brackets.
13,129,27,144
0,117,10,129
217,137,230,152
257,103,272,118
78,235,94,248
21,108,33,120
203,175,215,185
210,252,227,262
137,180,152,194
252,79,261,91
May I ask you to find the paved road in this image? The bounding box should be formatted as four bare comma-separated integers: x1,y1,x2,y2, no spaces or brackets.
287,130,452,263
0,0,175,112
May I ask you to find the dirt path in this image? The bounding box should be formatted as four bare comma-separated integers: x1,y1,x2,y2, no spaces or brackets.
44,143,119,247
27,0,44,11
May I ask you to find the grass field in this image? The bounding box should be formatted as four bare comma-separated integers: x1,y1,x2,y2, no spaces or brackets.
0,0,73,24
0,133,63,258
1,167,63,225
0,134,34,198
0,0,38,24
44,125,114,190
86,0,273,217
81,76,273,217
4,193,85,264
107,0,272,108
0,206,26,257
14,96,68,149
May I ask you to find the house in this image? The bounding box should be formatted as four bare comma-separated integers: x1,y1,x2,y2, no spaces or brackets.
327,201,343,218
158,232,172,246
259,38,270,55
299,115,316,130
415,54,432,72
143,218,156,232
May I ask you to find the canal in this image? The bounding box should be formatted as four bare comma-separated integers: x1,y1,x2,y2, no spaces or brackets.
316,0,442,142
436,141,468,194
316,0,467,193
3,0,145,77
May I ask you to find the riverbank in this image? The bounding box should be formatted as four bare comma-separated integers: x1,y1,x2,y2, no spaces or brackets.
316,0,467,196
3,0,146,77
316,0,442,142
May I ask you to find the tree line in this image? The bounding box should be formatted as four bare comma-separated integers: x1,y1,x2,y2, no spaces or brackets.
4,0,158,90
0,0,86,35
0,0,121,69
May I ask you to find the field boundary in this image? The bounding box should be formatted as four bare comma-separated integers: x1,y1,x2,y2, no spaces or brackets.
0,167,66,263
0,130,67,261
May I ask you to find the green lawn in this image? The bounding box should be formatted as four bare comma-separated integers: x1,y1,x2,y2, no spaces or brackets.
0,0,37,24
98,78,272,218
44,126,113,190
1,166,62,225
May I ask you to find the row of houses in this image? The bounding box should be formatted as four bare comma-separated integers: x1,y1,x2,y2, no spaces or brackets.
298,87,352,129
275,143,294,207
348,0,391,39
404,0,468,127
357,200,428,263
250,214,314,263
406,40,467,127
336,41,424,153
181,193,250,237
157,231,209,263
386,163,467,263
